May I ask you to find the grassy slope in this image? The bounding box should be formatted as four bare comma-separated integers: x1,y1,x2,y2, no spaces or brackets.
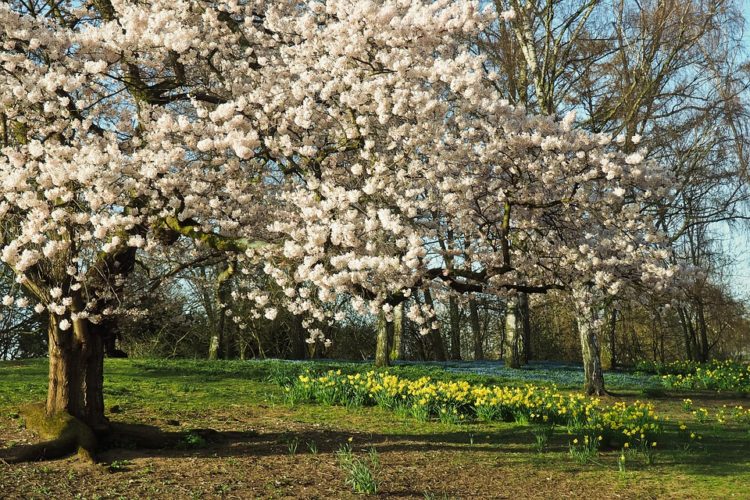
0,358,748,499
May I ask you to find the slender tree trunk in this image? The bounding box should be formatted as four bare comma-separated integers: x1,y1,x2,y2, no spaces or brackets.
504,296,522,368
410,319,427,361
469,298,483,360
423,289,447,361
217,309,228,359
449,296,461,360
677,306,693,361
213,263,234,359
519,292,531,364
609,309,617,369
219,297,232,361
576,306,606,396
499,308,507,361
390,303,404,361
47,313,107,431
375,311,392,367
288,316,307,360
696,300,709,362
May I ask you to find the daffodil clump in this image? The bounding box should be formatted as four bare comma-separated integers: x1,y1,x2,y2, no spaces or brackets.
288,370,669,449
637,360,700,376
661,360,750,393
705,404,750,426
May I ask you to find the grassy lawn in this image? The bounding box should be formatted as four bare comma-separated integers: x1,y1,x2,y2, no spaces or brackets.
0,358,748,499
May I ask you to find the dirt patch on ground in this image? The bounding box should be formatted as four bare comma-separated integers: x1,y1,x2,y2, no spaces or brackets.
0,405,696,499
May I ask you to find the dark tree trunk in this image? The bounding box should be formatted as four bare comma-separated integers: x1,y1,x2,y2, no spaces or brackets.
469,298,483,360
499,307,507,361
609,309,617,369
423,289,447,361
519,292,531,364
47,313,107,431
289,316,307,360
449,296,461,360
410,319,427,361
696,300,709,362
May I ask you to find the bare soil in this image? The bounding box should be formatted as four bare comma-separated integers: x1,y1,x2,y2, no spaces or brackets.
0,405,716,499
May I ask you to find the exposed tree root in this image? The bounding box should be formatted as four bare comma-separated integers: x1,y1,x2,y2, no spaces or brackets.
585,387,610,397
0,404,97,463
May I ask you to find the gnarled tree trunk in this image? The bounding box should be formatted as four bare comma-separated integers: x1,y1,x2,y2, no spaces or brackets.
47,312,107,431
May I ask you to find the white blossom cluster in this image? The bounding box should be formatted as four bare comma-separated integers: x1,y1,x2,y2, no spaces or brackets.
0,0,679,338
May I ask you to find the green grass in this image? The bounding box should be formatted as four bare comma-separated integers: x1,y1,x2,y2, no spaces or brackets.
0,358,748,498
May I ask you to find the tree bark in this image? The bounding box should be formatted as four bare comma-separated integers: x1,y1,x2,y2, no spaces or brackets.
289,315,307,360
519,292,531,364
608,309,617,369
375,311,392,367
47,312,107,431
677,305,694,361
390,303,404,361
448,296,461,360
423,289,447,361
219,298,233,360
576,306,606,396
696,299,709,362
504,296,522,368
469,298,483,360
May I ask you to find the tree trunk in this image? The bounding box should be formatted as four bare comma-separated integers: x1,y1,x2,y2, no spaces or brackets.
519,292,531,364
47,313,107,431
499,307,506,361
469,298,483,360
390,303,404,361
609,309,617,369
423,289,447,361
289,315,307,360
576,307,606,396
449,296,461,360
208,334,220,360
375,311,392,367
214,263,234,360
696,299,709,362
410,317,427,361
677,306,693,361
504,296,522,368
220,308,233,361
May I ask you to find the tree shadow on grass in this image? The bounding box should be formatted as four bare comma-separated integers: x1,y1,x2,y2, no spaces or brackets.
91,419,544,462
655,427,750,478
4,413,748,483
93,419,750,478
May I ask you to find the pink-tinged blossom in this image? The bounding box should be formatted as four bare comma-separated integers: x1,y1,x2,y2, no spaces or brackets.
0,0,677,342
